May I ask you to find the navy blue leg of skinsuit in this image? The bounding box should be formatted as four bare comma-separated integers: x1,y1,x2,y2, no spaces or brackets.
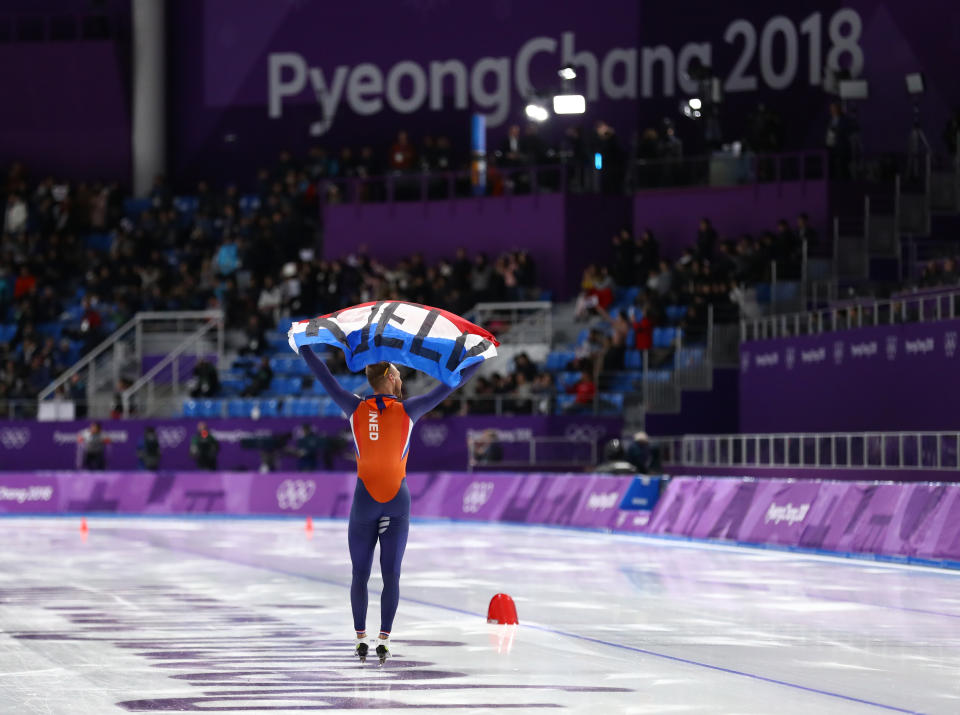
348,479,410,635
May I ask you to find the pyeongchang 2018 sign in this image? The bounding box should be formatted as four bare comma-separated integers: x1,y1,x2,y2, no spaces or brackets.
266,8,866,132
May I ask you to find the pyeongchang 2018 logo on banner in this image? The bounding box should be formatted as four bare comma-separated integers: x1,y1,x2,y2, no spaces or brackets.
886,336,898,361
785,347,796,370
0,427,31,450
833,340,845,365
462,481,494,513
276,479,316,510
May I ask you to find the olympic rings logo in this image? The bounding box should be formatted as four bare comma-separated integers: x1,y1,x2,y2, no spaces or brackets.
276,479,317,510
0,428,31,450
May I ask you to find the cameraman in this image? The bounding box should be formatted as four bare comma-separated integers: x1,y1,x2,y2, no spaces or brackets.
189,421,219,471
137,426,161,471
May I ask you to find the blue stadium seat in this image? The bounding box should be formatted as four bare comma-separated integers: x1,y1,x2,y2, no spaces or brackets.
268,334,290,352
653,327,679,348
614,286,641,310
200,399,222,418
239,195,261,214
646,369,673,383
321,399,344,418
624,349,643,369
227,399,254,418
36,322,63,339
599,393,625,413
269,357,298,375
554,394,577,414
123,197,151,219
173,196,199,214
0,324,17,343
556,371,581,389
257,398,280,417
182,399,200,418
665,305,687,323
545,351,575,371
220,377,245,395
84,233,113,252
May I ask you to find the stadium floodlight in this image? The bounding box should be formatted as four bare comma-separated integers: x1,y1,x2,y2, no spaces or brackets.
525,101,549,122
558,66,577,80
553,94,586,115
838,79,869,100
688,98,702,111
905,72,925,95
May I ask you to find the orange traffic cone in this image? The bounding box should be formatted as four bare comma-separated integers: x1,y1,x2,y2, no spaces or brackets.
305,516,314,537
487,593,518,625
80,518,89,535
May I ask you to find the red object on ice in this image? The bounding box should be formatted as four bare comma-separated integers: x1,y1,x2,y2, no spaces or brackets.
305,516,314,535
80,518,88,535
487,593,518,625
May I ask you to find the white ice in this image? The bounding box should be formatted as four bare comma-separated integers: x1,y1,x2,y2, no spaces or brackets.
1,517,958,714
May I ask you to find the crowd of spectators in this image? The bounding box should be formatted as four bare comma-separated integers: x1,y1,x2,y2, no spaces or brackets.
569,211,817,379
1,154,545,414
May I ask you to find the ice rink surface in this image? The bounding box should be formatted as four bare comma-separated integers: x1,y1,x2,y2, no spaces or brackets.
1,517,959,714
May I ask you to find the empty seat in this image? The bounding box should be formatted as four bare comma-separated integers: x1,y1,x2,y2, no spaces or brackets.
545,351,575,371
200,399,222,418
182,399,200,418
624,349,643,369
257,398,280,417
653,327,679,348
227,399,254,418
665,305,688,323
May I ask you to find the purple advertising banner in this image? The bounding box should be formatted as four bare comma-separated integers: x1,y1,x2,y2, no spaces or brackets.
740,319,960,432
0,470,651,535
647,476,960,565
0,415,621,473
0,42,131,181
168,0,960,183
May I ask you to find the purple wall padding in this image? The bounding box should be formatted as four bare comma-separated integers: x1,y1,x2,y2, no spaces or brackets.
644,368,739,436
0,415,621,472
0,43,130,181
633,179,828,259
323,194,631,300
740,319,960,432
647,476,960,564
0,471,654,534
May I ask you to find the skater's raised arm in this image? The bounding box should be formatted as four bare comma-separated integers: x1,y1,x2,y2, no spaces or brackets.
404,361,482,423
300,345,362,416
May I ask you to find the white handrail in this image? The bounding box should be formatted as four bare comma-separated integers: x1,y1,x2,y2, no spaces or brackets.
121,314,223,417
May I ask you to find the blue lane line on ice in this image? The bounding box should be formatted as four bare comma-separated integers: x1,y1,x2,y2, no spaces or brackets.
103,527,923,715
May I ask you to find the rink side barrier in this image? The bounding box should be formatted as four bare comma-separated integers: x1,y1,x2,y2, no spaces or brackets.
0,471,659,533
647,476,960,567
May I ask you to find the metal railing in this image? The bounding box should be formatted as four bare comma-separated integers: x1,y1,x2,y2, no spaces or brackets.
466,435,599,472
467,301,552,346
658,431,960,471
121,316,225,417
741,286,960,341
629,150,827,191
322,164,567,205
36,311,224,418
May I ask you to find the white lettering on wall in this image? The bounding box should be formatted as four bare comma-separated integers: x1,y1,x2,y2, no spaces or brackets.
266,9,864,131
